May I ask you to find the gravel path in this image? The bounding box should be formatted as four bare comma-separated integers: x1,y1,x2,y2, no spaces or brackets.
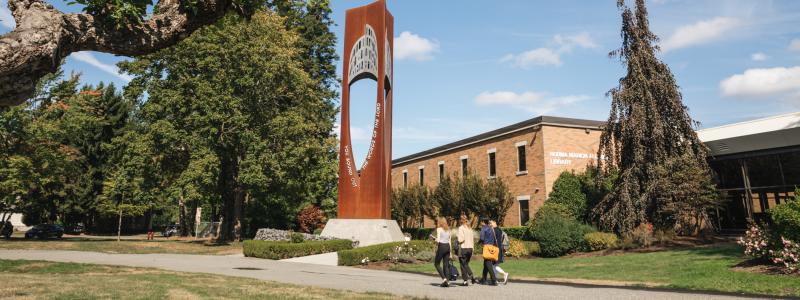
0,250,768,300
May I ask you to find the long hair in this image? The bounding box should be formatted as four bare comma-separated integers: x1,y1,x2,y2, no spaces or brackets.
437,217,449,230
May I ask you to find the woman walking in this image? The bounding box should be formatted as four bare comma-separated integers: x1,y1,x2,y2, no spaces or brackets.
433,217,452,287
478,217,498,285
491,220,510,285
456,215,476,286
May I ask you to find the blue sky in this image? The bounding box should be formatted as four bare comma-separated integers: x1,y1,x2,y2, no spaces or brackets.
2,0,799,163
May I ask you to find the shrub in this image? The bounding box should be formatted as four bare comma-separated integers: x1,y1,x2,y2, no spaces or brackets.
548,171,588,219
338,240,433,266
531,213,594,257
290,232,304,243
770,237,800,273
629,223,654,247
583,232,619,251
504,240,540,257
770,196,800,242
244,239,352,260
523,241,540,255
502,227,530,241
297,205,325,233
313,228,323,235
737,225,773,259
653,229,676,245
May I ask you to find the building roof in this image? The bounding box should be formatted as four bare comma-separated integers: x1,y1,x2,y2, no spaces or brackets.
392,116,605,166
697,111,800,157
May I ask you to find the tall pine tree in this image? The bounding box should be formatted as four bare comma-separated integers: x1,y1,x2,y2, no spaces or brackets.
592,0,718,235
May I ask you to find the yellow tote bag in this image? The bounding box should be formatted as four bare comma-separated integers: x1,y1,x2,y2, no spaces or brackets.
482,229,499,261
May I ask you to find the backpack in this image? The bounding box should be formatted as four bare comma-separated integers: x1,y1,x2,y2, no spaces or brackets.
501,231,510,251
448,260,459,281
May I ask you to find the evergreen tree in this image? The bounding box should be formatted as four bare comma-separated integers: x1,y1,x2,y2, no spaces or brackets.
592,0,717,235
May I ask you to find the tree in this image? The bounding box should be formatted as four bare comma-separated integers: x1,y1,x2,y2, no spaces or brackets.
592,0,716,235
430,174,461,226
0,0,263,106
480,176,514,226
122,11,337,242
548,171,588,220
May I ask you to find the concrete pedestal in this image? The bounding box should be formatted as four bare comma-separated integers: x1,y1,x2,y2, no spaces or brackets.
321,219,404,247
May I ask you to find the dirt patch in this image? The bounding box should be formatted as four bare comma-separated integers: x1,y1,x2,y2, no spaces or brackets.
732,259,800,276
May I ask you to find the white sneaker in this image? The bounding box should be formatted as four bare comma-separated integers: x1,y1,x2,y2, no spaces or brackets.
503,273,509,285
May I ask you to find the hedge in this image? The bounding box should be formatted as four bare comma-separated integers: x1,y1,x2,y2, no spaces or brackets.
244,239,353,260
501,226,531,241
338,240,433,266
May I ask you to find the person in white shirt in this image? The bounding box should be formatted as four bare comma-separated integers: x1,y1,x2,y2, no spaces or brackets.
491,220,510,285
433,217,452,287
456,215,476,286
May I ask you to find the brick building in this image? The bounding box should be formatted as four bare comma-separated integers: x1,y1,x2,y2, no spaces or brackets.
391,116,604,226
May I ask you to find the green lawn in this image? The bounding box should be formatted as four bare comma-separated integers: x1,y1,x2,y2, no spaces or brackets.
393,244,800,297
0,259,409,299
0,236,242,255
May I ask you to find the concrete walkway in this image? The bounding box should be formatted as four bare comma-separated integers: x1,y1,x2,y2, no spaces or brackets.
0,250,767,300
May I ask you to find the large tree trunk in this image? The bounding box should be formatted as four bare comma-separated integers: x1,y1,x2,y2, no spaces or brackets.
216,154,242,242
0,0,245,106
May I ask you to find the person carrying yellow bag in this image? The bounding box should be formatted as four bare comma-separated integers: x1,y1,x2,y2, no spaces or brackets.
478,217,499,286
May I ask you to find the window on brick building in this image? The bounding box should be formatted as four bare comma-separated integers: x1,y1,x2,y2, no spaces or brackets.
438,162,445,180
518,196,530,225
419,167,424,185
488,152,497,177
403,170,408,188
461,157,468,176
517,144,527,172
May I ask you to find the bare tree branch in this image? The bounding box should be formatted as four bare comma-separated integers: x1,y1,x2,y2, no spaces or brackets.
0,0,237,106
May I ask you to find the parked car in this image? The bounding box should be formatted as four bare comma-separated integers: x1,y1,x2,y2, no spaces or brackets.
162,224,179,237
24,224,64,239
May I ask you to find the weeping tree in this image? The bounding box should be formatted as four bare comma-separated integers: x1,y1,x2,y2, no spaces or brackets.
592,0,718,235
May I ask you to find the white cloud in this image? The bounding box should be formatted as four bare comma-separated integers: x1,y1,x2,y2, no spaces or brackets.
750,52,768,61
394,31,439,61
332,123,370,141
789,39,800,52
661,17,741,52
720,66,800,99
501,48,561,68
475,90,590,115
502,32,596,69
0,0,14,29
71,51,133,82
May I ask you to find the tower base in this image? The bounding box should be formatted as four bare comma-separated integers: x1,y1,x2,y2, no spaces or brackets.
321,219,405,247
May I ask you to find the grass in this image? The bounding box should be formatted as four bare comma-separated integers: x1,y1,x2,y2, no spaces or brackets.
0,236,242,255
0,259,410,299
393,244,800,297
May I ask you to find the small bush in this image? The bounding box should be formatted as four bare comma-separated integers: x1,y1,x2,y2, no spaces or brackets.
532,213,594,257
244,239,352,260
523,241,540,256
313,228,323,235
583,232,619,251
297,205,325,233
338,240,433,266
505,240,540,257
771,237,800,273
629,223,654,247
653,229,676,245
737,225,773,259
770,197,800,242
290,232,304,243
502,227,531,241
